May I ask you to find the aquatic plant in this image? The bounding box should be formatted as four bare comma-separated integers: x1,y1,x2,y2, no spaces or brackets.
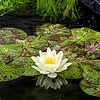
0,23,100,96
0,0,78,20
31,47,72,78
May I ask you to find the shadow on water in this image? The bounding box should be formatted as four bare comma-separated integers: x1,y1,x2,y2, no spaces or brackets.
0,0,100,100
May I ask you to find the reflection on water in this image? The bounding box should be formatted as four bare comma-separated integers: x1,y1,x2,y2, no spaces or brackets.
34,75,68,90
0,76,100,100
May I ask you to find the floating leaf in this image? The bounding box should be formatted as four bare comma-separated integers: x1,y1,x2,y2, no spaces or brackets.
36,23,71,41
84,60,100,70
80,79,100,97
83,71,100,84
25,36,48,50
0,28,27,44
58,62,83,79
71,41,100,60
21,47,39,57
70,27,100,42
0,43,22,64
22,57,40,76
0,63,24,82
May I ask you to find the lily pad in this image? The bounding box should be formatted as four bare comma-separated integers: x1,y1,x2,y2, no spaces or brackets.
84,60,100,70
70,27,100,42
25,36,48,50
22,57,40,76
0,43,22,64
0,27,27,44
83,71,100,84
80,79,100,97
0,63,24,82
57,27,100,47
36,23,71,41
71,41,100,60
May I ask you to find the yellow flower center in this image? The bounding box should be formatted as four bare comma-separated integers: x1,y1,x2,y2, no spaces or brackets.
45,57,56,64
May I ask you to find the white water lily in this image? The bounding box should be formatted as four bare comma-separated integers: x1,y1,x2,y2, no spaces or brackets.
31,47,72,78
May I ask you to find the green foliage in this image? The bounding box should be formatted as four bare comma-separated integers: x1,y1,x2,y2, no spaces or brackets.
0,24,100,97
0,0,78,20
37,0,78,20
0,0,31,16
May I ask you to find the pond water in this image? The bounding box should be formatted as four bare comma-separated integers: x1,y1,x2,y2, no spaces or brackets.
0,0,100,100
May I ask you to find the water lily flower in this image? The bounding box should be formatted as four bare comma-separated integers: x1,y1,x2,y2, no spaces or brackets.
31,47,72,78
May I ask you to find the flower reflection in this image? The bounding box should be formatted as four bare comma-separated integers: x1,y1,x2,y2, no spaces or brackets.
35,75,68,90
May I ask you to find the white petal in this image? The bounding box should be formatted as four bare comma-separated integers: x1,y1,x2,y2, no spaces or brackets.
37,56,45,66
35,62,45,70
31,56,39,63
56,51,63,63
44,64,57,73
57,58,68,68
39,70,50,74
31,56,45,70
32,66,41,72
56,63,72,72
47,73,57,78
51,50,56,58
46,47,52,57
39,50,46,59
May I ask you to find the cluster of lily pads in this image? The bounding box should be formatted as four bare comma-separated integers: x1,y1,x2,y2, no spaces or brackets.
0,23,100,97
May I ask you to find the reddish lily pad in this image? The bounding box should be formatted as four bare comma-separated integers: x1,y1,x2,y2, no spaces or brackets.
0,27,27,44
71,41,100,60
36,23,71,41
21,48,39,57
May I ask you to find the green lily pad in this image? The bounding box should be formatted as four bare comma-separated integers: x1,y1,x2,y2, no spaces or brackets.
70,27,100,42
0,27,27,44
84,60,100,70
21,47,39,57
0,63,24,82
58,62,83,79
83,71,100,84
57,27,100,47
80,79,100,97
20,36,49,57
36,23,71,41
25,36,48,50
0,43,22,64
11,57,40,76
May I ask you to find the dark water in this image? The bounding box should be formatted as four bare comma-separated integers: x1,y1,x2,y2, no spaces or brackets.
0,0,100,100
